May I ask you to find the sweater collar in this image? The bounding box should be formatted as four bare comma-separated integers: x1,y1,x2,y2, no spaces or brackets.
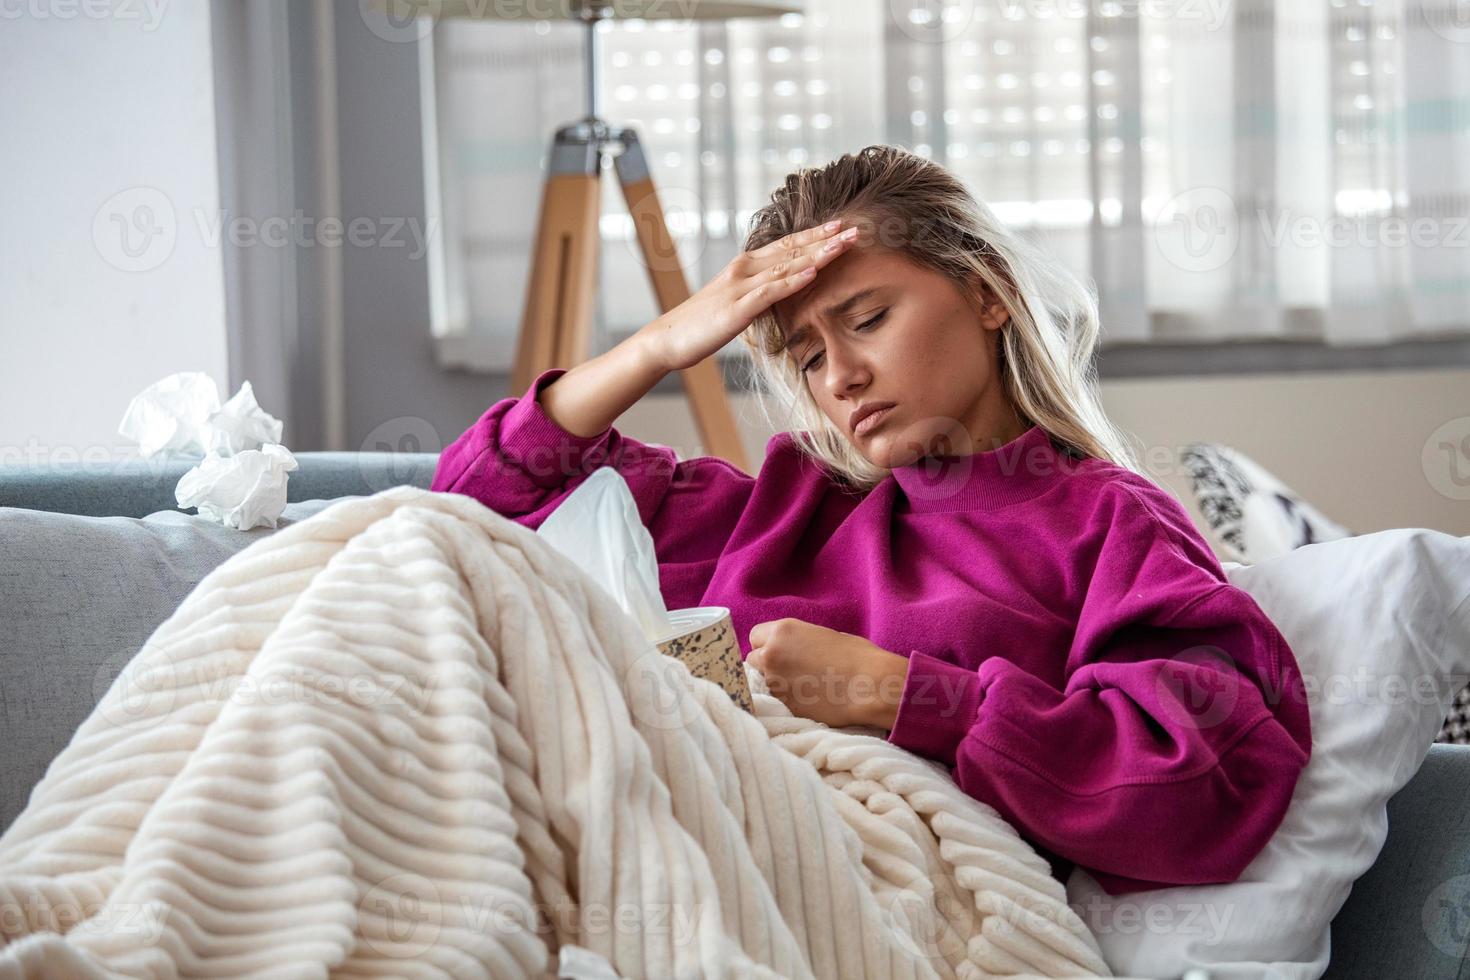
889,423,1081,512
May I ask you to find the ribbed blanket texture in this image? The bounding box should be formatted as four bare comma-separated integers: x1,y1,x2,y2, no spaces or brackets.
0,487,1117,979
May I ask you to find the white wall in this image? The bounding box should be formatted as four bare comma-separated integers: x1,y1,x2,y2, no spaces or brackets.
0,1,227,464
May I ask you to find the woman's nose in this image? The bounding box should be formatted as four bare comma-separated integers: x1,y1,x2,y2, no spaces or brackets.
824,346,871,397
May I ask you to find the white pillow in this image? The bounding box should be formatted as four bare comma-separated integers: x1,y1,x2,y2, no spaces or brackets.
1065,527,1470,979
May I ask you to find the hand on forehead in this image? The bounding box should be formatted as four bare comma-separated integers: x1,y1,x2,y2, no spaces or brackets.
775,243,903,345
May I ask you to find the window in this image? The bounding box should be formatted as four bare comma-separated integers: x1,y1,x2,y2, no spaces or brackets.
429,0,1470,376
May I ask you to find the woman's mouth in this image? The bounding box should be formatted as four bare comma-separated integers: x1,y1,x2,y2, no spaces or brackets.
854,405,895,437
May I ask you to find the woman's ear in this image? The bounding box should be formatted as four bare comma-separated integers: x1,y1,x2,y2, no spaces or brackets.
970,283,1011,331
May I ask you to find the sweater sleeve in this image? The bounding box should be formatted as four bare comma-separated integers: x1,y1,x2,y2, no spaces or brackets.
430,367,756,575
885,477,1312,896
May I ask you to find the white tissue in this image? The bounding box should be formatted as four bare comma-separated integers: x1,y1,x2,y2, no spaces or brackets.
117,371,222,458
118,372,283,458
207,380,283,455
535,467,674,644
119,371,296,531
174,444,299,531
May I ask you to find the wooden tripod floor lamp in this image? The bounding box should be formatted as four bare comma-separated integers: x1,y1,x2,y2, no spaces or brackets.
398,0,803,473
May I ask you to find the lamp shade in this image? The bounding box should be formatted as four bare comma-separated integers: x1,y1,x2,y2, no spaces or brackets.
383,0,802,20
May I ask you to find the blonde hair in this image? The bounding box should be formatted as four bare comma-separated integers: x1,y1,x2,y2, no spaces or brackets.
737,143,1144,492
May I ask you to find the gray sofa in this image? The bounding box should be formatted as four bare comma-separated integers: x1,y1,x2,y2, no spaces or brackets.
1,451,1466,979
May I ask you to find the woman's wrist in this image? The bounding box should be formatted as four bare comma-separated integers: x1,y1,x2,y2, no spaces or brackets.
630,318,677,376
861,647,911,730
537,328,669,438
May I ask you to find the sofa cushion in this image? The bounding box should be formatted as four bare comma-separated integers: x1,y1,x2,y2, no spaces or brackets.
0,498,340,831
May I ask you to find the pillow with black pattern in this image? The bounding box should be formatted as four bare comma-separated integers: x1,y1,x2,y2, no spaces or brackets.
1178,441,1470,746
1177,442,1353,564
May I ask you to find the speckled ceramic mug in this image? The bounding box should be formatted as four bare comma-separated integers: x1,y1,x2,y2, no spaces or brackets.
654,606,754,714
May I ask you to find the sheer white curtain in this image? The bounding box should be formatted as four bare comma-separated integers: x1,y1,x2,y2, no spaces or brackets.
429,0,1470,372
1140,0,1470,345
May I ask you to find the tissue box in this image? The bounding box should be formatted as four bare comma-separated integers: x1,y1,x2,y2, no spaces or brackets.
654,607,754,714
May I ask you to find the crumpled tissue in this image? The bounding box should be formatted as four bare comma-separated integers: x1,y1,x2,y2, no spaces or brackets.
118,372,283,457
118,371,297,531
174,444,299,530
535,466,675,644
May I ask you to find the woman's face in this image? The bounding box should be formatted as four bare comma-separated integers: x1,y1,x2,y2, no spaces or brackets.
772,242,1026,469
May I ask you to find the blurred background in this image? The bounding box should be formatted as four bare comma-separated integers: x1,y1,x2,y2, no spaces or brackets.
3,0,1469,548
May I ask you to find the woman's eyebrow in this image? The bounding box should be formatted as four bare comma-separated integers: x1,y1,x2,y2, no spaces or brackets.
778,287,883,353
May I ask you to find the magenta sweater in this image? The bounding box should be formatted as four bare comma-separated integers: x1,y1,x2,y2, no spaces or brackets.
432,367,1312,896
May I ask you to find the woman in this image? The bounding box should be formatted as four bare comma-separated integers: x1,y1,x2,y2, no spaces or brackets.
432,144,1312,897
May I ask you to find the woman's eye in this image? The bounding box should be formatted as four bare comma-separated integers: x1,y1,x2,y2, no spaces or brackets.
800,311,886,375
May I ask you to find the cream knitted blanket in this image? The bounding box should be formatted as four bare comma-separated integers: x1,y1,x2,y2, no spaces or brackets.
0,487,1118,979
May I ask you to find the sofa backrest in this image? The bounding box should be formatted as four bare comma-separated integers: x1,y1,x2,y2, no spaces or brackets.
0,451,440,518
